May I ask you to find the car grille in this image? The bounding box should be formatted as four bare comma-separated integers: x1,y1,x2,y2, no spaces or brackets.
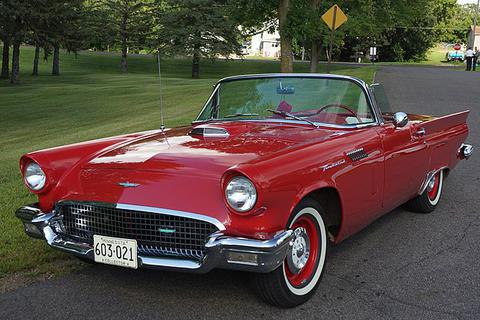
55,202,220,261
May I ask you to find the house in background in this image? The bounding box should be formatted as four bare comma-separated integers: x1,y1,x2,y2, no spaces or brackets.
467,25,480,49
248,29,281,58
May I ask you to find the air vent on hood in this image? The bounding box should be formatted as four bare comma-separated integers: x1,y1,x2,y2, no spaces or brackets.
189,127,230,138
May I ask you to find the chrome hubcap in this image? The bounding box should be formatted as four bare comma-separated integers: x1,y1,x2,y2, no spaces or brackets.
427,175,436,192
287,227,310,274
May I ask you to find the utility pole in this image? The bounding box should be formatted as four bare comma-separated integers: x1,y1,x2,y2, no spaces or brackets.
472,0,480,48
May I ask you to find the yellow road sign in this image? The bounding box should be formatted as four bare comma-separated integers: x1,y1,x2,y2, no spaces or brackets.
322,4,348,31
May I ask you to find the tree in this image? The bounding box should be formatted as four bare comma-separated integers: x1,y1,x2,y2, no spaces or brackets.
0,0,13,79
82,0,117,51
230,0,295,72
308,0,322,72
285,0,327,72
105,0,154,73
436,2,472,44
377,0,457,61
40,0,85,76
28,0,53,76
5,0,31,84
0,39,9,79
278,0,293,72
159,0,243,78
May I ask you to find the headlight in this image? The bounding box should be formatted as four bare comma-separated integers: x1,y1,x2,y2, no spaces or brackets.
24,162,46,191
225,176,257,212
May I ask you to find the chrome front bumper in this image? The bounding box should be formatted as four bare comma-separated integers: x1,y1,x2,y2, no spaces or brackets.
16,204,293,273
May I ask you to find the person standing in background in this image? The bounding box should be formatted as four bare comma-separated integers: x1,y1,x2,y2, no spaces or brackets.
465,47,474,71
473,47,479,71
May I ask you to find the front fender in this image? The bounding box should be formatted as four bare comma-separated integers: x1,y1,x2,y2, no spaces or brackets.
20,131,160,211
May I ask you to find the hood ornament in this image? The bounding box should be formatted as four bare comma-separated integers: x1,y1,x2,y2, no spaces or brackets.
118,182,141,188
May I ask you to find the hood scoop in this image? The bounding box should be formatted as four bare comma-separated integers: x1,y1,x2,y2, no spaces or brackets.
189,126,230,138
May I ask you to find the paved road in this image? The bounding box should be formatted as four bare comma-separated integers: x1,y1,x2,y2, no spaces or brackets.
1,66,478,320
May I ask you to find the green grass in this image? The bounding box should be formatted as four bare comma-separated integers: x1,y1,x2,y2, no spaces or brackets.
0,46,375,278
378,46,466,68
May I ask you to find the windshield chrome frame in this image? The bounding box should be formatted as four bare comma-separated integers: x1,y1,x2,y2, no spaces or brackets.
193,73,383,128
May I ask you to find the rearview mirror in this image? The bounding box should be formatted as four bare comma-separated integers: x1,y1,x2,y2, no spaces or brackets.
277,86,295,95
277,80,295,95
392,112,408,128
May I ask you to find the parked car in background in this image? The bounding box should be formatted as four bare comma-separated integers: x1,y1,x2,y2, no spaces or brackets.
16,74,472,307
446,50,464,62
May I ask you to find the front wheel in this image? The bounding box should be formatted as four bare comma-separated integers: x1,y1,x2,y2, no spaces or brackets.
403,170,444,213
254,198,328,308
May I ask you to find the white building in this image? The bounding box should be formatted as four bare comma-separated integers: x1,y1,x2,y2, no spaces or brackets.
248,29,281,58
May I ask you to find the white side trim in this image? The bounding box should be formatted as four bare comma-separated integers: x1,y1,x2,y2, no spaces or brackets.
282,207,327,296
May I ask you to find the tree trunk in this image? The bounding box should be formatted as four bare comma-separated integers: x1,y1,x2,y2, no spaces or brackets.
309,0,322,73
32,46,40,76
1,38,10,79
310,40,321,73
120,13,128,73
52,45,60,76
10,41,20,84
191,51,200,79
279,0,293,73
120,47,128,73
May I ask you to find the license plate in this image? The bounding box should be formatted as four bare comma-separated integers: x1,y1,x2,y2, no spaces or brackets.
93,235,138,269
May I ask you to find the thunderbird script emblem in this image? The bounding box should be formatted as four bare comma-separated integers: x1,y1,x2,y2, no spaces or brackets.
118,182,140,188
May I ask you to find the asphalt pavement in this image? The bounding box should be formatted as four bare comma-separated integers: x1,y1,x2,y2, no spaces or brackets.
1,66,478,320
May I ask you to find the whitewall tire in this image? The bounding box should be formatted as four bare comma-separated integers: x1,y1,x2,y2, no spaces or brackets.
254,198,328,307
404,169,444,213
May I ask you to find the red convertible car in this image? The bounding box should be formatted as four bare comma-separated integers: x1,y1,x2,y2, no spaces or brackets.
17,74,472,307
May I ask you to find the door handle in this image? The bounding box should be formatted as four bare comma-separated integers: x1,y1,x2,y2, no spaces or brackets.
415,127,426,137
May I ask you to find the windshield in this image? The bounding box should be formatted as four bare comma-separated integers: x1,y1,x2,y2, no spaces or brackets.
196,77,375,126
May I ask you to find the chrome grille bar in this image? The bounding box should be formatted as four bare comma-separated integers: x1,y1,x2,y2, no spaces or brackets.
56,201,220,261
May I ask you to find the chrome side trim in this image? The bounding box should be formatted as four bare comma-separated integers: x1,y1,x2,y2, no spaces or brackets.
115,203,226,231
418,166,448,195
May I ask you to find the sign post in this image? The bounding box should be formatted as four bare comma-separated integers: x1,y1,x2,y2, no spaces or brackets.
322,4,348,73
369,46,377,64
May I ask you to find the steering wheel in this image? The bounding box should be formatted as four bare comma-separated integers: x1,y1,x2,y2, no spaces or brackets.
317,103,361,123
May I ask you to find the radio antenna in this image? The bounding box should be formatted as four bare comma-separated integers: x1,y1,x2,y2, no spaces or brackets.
156,51,165,131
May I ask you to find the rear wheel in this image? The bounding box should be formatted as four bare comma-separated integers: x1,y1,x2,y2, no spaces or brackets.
404,170,444,213
254,198,328,308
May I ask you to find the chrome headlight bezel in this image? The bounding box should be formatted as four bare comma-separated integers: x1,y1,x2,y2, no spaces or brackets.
225,176,257,213
24,162,46,191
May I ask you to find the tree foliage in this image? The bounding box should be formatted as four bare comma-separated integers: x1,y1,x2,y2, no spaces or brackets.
1,0,478,83
103,0,154,73
158,0,243,78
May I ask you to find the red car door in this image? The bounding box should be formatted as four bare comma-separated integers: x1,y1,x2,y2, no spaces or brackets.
378,122,429,211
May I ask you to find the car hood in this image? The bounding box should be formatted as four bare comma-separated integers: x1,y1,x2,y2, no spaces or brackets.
50,121,347,233
82,122,338,176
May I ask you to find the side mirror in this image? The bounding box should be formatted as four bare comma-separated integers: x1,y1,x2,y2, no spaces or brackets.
392,111,408,128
